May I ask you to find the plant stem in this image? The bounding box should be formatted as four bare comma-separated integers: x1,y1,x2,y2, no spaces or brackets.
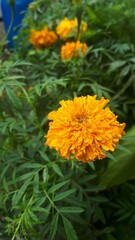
43,189,61,215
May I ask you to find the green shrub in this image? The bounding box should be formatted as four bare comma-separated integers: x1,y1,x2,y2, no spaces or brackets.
0,0,135,239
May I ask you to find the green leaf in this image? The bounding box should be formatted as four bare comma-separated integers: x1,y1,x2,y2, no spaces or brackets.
120,65,130,77
86,5,99,23
100,125,135,187
96,207,106,224
33,207,50,214
90,196,108,203
33,173,39,193
39,150,50,162
48,180,69,194
43,167,49,184
16,172,35,182
53,189,76,202
78,174,97,183
27,209,39,223
51,162,64,177
60,207,84,213
3,177,9,193
0,164,10,181
108,60,126,72
12,178,32,207
5,87,22,108
116,144,131,154
17,162,43,170
88,162,95,170
106,152,117,161
35,84,42,96
62,216,78,240
50,212,59,240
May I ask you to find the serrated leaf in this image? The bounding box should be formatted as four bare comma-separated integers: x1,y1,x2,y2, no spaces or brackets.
33,173,39,193
33,207,50,213
3,177,9,192
117,211,131,222
62,216,78,240
50,212,59,240
28,209,39,223
12,178,32,207
39,150,50,162
60,207,84,213
17,162,43,170
96,207,106,224
51,162,64,177
106,152,116,161
129,57,135,63
0,164,10,181
48,180,69,194
78,174,97,183
43,166,49,183
90,196,108,203
53,189,76,202
88,162,95,170
17,172,35,182
5,87,22,108
120,65,130,77
108,60,126,72
116,144,131,154
35,84,42,96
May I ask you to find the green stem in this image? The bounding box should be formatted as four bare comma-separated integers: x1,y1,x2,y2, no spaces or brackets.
11,196,34,240
43,189,61,215
11,218,22,240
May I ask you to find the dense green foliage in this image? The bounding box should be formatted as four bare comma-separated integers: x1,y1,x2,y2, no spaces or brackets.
0,0,135,239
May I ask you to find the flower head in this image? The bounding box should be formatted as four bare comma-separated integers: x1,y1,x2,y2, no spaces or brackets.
61,41,88,61
29,27,57,49
45,96,126,163
56,17,87,40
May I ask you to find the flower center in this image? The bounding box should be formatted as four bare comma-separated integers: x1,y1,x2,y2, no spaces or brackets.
78,117,87,123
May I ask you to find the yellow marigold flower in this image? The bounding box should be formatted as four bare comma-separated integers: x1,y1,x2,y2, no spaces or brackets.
45,96,126,163
61,41,88,61
56,17,87,40
29,27,57,49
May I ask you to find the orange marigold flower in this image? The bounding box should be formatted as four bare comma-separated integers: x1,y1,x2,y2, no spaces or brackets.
61,41,88,60
29,27,57,48
45,96,126,163
56,17,87,40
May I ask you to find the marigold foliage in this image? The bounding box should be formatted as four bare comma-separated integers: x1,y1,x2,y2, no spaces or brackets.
61,41,88,60
29,27,57,48
45,96,126,162
56,17,87,40
29,3,36,9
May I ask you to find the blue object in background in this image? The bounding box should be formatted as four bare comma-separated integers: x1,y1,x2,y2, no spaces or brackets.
1,0,33,48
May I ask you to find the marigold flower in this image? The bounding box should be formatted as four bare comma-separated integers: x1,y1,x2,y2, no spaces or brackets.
61,41,88,61
29,27,57,49
45,96,126,163
56,17,87,40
